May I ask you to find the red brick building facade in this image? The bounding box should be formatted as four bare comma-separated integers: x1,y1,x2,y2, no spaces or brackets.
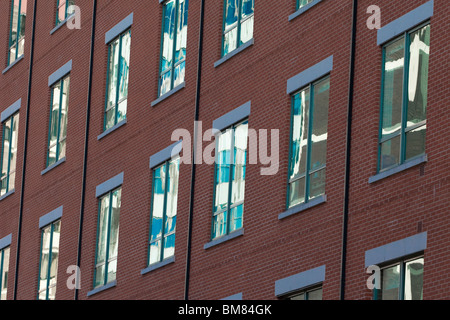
0,0,448,300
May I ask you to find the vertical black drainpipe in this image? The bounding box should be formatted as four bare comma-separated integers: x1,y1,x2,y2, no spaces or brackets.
13,0,37,301
74,0,97,301
184,0,205,301
340,0,358,301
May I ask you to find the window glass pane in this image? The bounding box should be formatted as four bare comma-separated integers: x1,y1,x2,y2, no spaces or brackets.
107,259,117,283
230,204,243,233
1,120,11,196
57,0,66,23
151,165,166,242
39,226,51,295
310,78,329,171
241,0,254,18
58,78,69,161
108,189,121,260
214,130,232,213
223,28,238,56
382,38,405,140
49,83,61,165
308,288,323,300
405,125,426,161
96,194,110,265
8,114,19,192
240,15,253,45
404,258,424,300
309,168,326,200
290,293,305,300
159,70,172,97
165,158,180,236
106,38,120,122
149,240,161,265
67,0,76,16
10,1,20,46
18,0,26,48
118,31,131,105
38,289,47,301
163,234,175,259
298,0,313,9
290,89,310,180
94,265,105,288
213,211,227,239
59,77,69,141
105,108,116,133
289,177,305,207
381,264,400,300
1,248,10,300
224,0,239,30
231,122,248,206
47,284,57,301
48,221,61,296
175,0,188,64
407,25,430,127
380,136,401,171
161,0,175,73
173,61,185,88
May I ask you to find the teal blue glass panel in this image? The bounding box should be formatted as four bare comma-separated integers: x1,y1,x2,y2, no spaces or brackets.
310,78,329,171
175,0,188,64
407,25,430,127
380,135,401,170
289,89,310,180
381,265,400,300
213,211,228,239
161,0,175,73
230,204,243,233
404,258,424,300
151,165,166,242
382,38,404,140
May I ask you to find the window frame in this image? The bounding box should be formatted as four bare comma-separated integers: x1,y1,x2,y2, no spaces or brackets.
221,0,254,58
93,187,121,289
1,112,19,197
287,75,330,209
373,254,424,300
158,0,189,98
104,29,131,132
46,75,69,168
147,156,180,267
377,22,430,174
0,246,10,301
211,119,248,241
37,220,61,301
8,0,26,66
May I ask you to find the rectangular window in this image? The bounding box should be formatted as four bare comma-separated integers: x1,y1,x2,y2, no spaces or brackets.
1,113,19,197
0,247,10,300
375,257,424,300
105,30,131,131
47,76,69,167
8,0,27,66
212,120,248,240
222,0,254,57
149,157,180,266
379,24,430,172
38,220,61,300
94,188,121,289
159,0,189,97
297,0,313,9
56,0,75,25
288,76,329,208
286,286,323,300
